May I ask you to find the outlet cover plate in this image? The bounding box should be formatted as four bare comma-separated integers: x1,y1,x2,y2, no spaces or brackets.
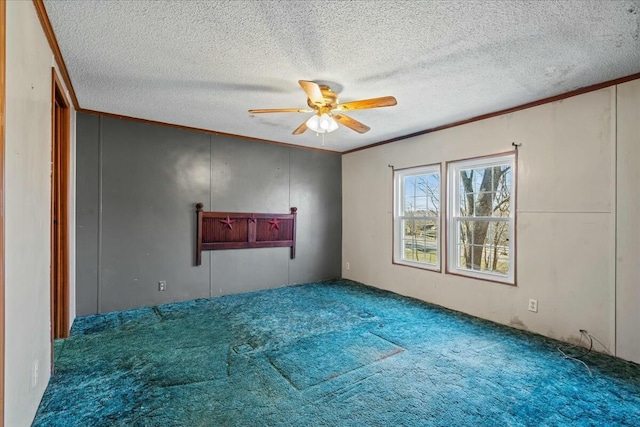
528,299,538,313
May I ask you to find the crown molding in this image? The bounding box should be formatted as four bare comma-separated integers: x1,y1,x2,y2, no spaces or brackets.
79,109,341,154
344,72,640,155
32,0,79,110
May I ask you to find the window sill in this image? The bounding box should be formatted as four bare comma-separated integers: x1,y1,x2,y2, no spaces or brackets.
445,269,516,286
393,259,441,273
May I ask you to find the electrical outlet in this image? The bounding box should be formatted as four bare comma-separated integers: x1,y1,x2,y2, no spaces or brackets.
158,280,167,291
528,299,538,313
346,262,350,270
32,360,38,388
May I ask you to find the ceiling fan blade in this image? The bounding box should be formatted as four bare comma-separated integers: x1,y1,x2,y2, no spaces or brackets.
298,80,325,106
336,96,397,111
334,114,371,134
292,120,308,135
248,108,312,114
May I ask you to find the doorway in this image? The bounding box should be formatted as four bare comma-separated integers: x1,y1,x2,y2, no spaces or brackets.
51,69,70,340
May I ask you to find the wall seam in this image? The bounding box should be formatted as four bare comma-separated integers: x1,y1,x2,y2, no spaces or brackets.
209,135,213,298
613,84,618,357
97,115,103,314
288,147,291,285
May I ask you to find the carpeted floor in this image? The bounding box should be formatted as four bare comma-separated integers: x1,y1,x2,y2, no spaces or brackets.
34,279,640,426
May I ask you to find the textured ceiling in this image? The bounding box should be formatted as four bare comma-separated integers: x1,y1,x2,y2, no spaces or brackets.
44,0,640,152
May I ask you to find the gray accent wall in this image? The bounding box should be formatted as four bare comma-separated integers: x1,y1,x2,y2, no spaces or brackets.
76,113,342,315
76,113,100,315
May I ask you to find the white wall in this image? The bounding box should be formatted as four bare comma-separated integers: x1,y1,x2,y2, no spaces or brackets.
616,79,640,363
5,2,76,425
343,85,640,362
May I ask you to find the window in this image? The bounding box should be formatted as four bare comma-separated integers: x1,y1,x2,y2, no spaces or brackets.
394,165,440,270
447,153,516,284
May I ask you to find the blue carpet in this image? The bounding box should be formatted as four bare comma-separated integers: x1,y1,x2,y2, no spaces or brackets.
34,279,640,426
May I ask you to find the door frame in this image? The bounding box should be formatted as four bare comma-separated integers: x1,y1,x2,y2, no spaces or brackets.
51,69,70,341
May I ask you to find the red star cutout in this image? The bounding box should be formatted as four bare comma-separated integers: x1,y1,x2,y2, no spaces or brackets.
248,215,257,224
268,218,280,231
220,215,235,230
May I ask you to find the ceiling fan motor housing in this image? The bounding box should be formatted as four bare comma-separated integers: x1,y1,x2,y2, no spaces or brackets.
307,85,339,111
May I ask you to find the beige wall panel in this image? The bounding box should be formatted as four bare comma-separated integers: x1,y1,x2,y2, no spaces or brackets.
616,79,640,363
516,212,613,347
343,86,617,355
5,2,53,424
514,89,613,213
5,2,76,425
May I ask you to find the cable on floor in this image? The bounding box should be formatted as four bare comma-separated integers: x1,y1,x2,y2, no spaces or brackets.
558,329,593,377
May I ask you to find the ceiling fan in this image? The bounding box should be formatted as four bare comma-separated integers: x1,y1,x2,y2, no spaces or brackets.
248,80,397,135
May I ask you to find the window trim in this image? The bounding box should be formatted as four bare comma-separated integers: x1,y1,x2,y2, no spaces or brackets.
393,163,442,272
445,151,517,285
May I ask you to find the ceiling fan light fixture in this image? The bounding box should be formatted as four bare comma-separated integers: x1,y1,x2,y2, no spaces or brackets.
324,114,339,132
307,113,338,134
319,113,332,131
306,114,321,132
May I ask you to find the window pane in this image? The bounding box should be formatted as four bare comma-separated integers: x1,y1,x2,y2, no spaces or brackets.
405,174,439,209
402,217,438,265
427,197,438,216
460,192,471,216
475,192,494,217
470,245,482,270
495,246,510,274
404,176,416,198
459,166,512,219
493,189,511,217
422,220,437,246
414,197,427,216
414,176,428,197
460,169,484,195
404,197,415,216
499,166,511,190
475,244,510,274
402,219,415,240
472,168,484,192
413,219,426,236
458,245,469,270
458,220,472,245
404,239,437,264
456,220,510,274
493,222,510,247
425,174,439,216
463,221,508,247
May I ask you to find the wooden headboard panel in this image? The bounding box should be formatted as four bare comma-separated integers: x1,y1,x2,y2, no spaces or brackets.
195,203,297,266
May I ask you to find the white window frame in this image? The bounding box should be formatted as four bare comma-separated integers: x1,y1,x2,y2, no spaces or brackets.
447,153,516,284
393,164,441,271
